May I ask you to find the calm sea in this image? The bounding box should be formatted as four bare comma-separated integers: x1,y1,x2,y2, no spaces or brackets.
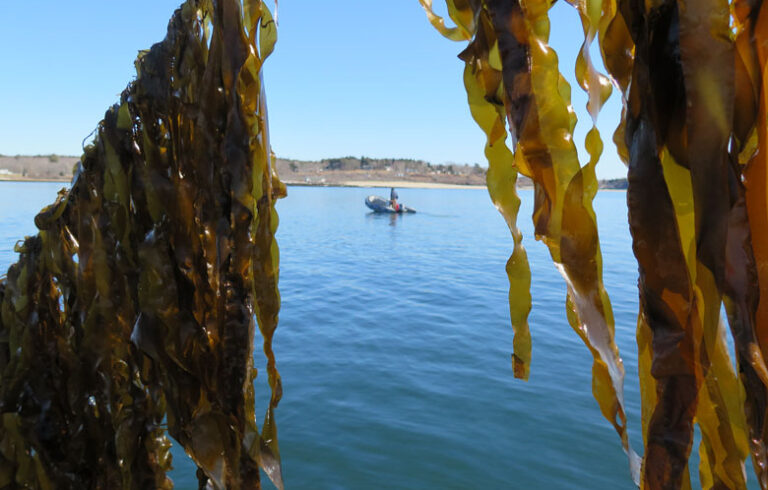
0,182,756,489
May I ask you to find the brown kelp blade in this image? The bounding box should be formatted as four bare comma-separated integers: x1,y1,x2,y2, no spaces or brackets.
738,1,768,486
607,0,755,485
729,13,768,473
0,1,283,488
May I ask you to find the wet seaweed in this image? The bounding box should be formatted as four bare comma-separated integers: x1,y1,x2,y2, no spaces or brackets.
5,0,768,487
420,0,641,482
0,0,283,488
422,0,768,487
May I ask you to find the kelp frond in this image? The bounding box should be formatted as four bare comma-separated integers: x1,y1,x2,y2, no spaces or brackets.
420,0,641,483
422,0,768,487
5,0,768,487
0,1,283,488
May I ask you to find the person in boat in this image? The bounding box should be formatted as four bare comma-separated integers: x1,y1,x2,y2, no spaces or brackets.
390,187,399,211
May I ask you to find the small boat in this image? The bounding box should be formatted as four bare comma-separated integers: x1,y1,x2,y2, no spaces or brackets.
365,195,416,213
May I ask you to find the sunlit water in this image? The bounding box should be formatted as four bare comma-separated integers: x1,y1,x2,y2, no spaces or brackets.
0,182,757,489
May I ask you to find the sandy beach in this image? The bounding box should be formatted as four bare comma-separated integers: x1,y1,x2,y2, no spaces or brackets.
0,176,486,190
0,177,631,192
285,179,486,190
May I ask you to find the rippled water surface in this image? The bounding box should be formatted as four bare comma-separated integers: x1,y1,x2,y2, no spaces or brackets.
1,182,755,489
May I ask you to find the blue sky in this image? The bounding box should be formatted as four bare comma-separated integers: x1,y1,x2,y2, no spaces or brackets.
0,1,627,179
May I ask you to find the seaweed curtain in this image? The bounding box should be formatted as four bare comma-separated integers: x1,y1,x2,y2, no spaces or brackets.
0,0,284,488
420,0,768,488
5,0,768,488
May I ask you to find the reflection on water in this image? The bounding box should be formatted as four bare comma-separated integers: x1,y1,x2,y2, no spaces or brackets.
365,211,403,227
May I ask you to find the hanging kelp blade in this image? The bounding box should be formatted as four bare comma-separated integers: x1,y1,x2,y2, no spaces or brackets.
419,0,640,483
0,1,284,488
736,0,768,487
418,1,534,380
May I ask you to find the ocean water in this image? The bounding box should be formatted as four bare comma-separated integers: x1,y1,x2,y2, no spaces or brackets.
0,182,754,489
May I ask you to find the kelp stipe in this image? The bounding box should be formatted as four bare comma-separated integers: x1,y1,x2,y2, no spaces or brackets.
0,1,284,488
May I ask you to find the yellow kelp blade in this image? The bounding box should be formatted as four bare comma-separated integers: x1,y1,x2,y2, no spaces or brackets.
571,0,614,124
463,61,534,379
423,0,639,481
0,1,283,488
240,2,285,487
423,0,535,379
418,0,475,41
598,1,634,167
496,0,639,480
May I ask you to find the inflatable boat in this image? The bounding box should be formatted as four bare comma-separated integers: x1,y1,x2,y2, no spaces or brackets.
365,195,416,213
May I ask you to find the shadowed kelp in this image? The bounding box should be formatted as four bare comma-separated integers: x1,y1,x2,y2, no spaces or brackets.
0,0,284,488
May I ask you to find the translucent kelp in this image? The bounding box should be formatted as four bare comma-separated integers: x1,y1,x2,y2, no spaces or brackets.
0,0,283,488
421,0,768,488
420,0,640,482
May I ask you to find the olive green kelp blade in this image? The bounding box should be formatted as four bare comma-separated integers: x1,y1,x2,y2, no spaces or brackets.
0,1,283,488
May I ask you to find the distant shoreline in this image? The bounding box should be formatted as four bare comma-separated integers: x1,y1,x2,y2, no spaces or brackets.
0,177,486,190
0,155,627,190
0,177,630,191
0,177,70,183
